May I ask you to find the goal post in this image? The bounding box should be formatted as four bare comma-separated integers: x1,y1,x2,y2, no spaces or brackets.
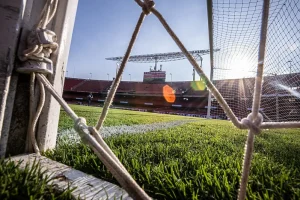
36,0,78,152
206,0,214,119
0,0,25,158
0,0,78,157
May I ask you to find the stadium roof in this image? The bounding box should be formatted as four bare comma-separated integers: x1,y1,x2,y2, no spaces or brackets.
105,49,220,63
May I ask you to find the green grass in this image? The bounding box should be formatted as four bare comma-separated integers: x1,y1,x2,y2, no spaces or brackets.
58,105,194,131
48,105,300,199
0,159,74,200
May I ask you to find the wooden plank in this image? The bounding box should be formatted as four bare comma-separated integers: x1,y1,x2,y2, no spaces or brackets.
9,153,132,200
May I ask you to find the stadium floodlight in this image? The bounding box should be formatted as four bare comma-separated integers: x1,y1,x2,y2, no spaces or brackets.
116,62,120,76
287,60,292,74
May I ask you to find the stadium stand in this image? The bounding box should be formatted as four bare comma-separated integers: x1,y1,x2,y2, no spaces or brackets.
63,73,300,121
63,78,209,117
63,78,84,91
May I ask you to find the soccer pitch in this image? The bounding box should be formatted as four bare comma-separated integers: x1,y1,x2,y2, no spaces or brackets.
46,105,300,199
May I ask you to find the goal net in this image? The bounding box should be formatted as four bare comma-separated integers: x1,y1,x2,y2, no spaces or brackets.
210,0,300,122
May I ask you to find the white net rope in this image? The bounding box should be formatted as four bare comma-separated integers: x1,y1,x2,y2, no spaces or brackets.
211,0,300,122
18,0,300,199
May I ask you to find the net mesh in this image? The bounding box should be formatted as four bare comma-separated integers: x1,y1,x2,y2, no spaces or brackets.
211,0,300,122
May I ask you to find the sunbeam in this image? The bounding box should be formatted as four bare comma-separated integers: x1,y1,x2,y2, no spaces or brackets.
277,84,300,98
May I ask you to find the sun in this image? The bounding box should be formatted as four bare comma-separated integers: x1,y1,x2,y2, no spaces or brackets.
228,55,255,79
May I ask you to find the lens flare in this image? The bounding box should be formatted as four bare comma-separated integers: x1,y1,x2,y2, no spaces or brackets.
191,80,206,91
163,85,176,103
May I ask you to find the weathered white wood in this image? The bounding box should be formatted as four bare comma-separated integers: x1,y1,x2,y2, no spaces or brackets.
9,154,132,200
36,0,79,152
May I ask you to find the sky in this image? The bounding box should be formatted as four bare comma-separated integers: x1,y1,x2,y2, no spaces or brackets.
66,0,211,82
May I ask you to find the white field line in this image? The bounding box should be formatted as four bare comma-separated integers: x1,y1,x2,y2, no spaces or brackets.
58,120,195,144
